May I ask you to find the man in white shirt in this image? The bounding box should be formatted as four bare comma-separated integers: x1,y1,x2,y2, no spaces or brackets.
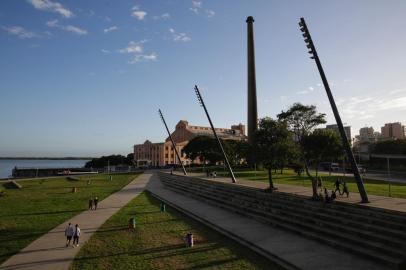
64,223,74,247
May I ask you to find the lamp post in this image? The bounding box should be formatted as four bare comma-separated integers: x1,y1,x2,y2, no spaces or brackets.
299,17,369,203
194,85,236,183
158,109,187,176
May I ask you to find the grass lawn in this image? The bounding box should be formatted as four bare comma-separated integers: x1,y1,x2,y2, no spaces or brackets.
0,172,140,264
213,169,406,199
70,192,278,270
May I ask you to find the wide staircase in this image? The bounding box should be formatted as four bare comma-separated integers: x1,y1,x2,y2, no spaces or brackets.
159,172,406,270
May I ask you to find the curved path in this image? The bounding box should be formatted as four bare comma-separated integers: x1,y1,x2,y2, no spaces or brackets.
0,172,152,270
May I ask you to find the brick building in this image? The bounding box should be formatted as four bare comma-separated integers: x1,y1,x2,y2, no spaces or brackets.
134,120,245,167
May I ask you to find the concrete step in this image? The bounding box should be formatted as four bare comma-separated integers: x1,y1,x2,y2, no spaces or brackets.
159,173,406,269
163,174,406,229
162,183,405,269
163,178,406,252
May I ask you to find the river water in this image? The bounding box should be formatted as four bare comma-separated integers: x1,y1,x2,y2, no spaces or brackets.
0,159,90,179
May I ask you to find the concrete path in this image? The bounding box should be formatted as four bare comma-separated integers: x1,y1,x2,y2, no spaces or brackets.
147,172,390,270
0,172,152,270
184,172,406,213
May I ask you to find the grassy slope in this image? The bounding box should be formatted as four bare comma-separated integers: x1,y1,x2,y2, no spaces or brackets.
0,173,140,264
70,192,278,270
215,169,406,198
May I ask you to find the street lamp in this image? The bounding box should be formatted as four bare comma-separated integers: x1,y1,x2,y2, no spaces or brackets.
158,109,187,175
194,85,236,183
299,17,369,203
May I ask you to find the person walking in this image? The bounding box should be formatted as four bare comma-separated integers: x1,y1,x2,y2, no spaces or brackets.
64,223,74,247
334,178,341,194
93,196,99,210
342,181,349,198
88,198,93,210
73,224,81,247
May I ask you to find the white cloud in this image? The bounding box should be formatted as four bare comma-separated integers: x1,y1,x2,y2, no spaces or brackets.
169,28,191,42
118,41,143,54
117,41,157,64
190,1,202,14
336,91,406,121
153,13,170,20
189,7,199,14
206,9,215,17
28,0,73,18
2,26,37,39
296,86,315,95
46,19,58,27
131,6,147,20
101,49,110,54
46,20,87,35
104,26,118,33
129,53,158,64
192,1,202,8
65,25,87,35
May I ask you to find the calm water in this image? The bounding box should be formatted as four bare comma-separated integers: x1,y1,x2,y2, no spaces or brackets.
0,159,90,179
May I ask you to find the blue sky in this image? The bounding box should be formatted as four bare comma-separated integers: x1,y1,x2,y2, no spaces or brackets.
1,0,406,157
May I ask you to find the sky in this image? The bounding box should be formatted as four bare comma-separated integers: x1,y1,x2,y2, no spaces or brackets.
1,0,406,157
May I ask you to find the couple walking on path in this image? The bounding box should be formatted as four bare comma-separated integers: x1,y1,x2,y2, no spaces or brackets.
64,223,81,247
88,196,99,210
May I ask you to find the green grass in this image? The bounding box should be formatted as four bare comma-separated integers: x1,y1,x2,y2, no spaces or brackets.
70,192,278,270
214,169,406,199
0,172,140,264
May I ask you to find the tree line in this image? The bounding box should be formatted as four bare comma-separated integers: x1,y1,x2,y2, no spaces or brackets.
183,103,345,199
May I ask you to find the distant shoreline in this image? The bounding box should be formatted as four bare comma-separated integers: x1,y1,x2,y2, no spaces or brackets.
0,157,94,160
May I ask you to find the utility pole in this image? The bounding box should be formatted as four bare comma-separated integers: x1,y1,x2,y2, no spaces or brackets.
299,17,369,203
158,109,187,175
194,85,236,183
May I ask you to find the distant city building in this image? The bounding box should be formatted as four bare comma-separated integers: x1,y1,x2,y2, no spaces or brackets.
381,122,405,139
353,127,382,158
325,124,351,141
133,120,246,167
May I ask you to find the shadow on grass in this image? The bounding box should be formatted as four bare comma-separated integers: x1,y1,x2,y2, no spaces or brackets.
75,243,220,262
0,209,81,218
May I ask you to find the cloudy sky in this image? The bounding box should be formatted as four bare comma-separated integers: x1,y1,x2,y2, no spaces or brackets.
1,0,406,157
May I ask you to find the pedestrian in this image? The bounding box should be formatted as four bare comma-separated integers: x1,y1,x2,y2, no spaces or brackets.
324,187,330,203
331,190,337,201
73,224,81,247
342,181,349,198
88,198,93,210
334,178,341,194
206,169,209,177
93,196,99,210
64,223,74,247
213,171,217,178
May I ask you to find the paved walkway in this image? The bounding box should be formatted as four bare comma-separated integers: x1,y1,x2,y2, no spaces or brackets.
183,172,406,213
0,173,151,270
147,172,390,270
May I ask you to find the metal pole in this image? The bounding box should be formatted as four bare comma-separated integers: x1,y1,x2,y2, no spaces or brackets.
158,109,187,176
299,18,369,203
194,85,237,183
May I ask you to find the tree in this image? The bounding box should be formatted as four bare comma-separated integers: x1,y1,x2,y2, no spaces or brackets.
254,118,292,190
85,154,131,168
302,129,343,198
277,103,326,141
277,103,328,198
223,140,250,166
182,136,222,165
372,139,406,155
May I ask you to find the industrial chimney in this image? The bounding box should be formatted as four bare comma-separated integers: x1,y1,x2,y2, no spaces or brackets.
246,16,258,144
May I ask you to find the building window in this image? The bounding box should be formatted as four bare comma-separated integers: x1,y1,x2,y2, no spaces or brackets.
165,154,168,158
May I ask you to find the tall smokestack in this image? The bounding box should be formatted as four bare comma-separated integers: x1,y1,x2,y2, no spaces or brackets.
246,16,258,144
